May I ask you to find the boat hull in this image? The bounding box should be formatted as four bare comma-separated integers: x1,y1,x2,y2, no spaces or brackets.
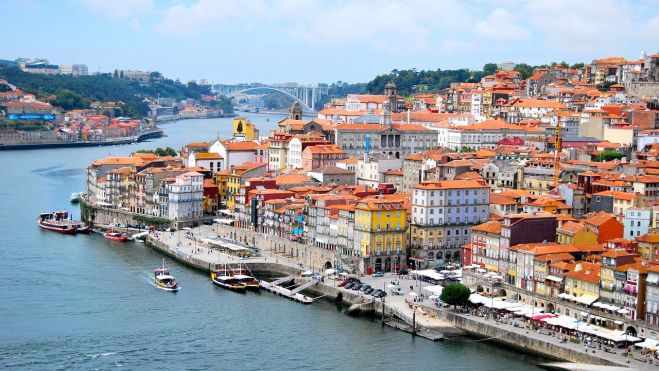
38,222,77,234
154,280,180,292
211,278,246,292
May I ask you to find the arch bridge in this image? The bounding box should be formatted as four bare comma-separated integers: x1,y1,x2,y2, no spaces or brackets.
213,83,328,113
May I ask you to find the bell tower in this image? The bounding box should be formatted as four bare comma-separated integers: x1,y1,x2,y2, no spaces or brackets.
385,82,397,113
290,102,303,120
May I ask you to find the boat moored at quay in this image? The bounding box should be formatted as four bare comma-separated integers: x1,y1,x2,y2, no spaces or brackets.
37,211,86,234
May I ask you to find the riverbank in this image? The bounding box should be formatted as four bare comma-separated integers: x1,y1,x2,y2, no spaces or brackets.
0,128,164,151
141,225,640,368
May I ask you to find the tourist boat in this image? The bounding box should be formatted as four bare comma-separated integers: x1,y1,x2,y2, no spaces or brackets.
230,264,260,290
37,211,77,234
104,229,128,242
233,274,261,290
211,267,246,292
153,259,180,292
69,192,80,203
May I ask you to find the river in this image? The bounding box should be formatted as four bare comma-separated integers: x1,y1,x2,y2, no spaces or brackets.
0,113,543,370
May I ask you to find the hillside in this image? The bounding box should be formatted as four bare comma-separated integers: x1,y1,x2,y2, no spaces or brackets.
0,67,231,117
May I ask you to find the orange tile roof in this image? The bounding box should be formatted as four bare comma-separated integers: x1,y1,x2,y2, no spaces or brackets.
412,179,489,190
602,249,633,258
584,211,617,227
195,152,223,160
304,144,346,154
566,262,601,283
472,220,501,234
276,174,313,185
225,141,259,151
557,221,586,235
512,98,565,109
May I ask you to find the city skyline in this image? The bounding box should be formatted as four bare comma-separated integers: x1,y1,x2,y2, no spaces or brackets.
2,0,658,84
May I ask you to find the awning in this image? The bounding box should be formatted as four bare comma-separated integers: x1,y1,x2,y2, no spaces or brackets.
576,294,599,306
545,275,563,282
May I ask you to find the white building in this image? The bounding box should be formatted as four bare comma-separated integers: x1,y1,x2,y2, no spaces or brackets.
624,207,652,239
436,119,545,150
167,172,204,221
209,140,257,170
356,155,402,188
187,152,224,172
411,179,491,265
637,129,659,151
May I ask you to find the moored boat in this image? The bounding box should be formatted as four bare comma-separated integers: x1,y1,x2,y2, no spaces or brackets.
104,229,128,242
75,222,91,234
154,259,180,292
233,274,261,290
37,211,77,234
211,270,246,292
69,192,80,203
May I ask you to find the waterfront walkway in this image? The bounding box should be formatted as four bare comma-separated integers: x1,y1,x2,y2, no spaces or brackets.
144,226,653,368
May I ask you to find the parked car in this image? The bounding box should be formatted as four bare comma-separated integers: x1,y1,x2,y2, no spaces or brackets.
398,268,409,275
360,284,371,292
338,280,350,287
203,219,213,225
364,287,374,295
372,271,383,277
370,289,382,297
352,284,364,291
378,291,388,298
345,282,355,289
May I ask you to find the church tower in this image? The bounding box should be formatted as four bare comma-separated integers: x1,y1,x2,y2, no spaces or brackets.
290,102,303,120
385,82,397,113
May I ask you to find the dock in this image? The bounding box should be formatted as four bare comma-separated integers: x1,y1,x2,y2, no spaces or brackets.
260,278,314,304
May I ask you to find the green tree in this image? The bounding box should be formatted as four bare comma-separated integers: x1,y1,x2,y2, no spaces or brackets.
440,283,472,309
483,63,498,75
597,81,615,92
514,63,534,79
593,150,625,162
49,88,89,110
570,63,585,69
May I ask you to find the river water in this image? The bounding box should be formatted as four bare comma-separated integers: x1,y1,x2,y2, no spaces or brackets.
0,114,542,370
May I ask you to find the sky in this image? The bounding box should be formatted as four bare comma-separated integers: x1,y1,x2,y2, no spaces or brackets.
2,0,658,85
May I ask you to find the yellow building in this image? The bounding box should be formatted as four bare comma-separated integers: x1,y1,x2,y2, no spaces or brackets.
354,198,407,273
564,261,601,305
233,117,259,141
216,170,230,208
556,221,597,246
638,234,659,261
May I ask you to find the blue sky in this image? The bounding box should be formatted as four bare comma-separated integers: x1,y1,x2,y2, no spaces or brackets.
2,0,658,84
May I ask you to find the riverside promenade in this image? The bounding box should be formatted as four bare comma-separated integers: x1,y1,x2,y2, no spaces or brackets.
144,225,645,369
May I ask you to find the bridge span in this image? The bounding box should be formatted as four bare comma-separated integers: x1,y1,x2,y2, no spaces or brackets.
213,83,328,112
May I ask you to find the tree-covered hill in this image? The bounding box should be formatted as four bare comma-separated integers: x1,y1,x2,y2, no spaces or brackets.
0,67,226,117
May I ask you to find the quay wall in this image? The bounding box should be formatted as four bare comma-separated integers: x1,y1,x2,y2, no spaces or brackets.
437,310,624,367
215,225,336,271
0,129,163,151
142,232,623,366
145,235,300,277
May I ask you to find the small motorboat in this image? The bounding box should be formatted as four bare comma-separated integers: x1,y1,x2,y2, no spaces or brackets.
75,222,91,234
104,229,128,242
154,259,180,292
70,192,80,203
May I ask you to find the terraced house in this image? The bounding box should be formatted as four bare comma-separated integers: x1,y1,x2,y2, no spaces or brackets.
354,198,407,274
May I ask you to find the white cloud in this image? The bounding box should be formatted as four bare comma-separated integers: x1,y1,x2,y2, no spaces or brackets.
79,0,155,21
473,8,531,41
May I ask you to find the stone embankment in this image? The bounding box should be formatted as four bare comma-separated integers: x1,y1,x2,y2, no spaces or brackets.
141,227,635,368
